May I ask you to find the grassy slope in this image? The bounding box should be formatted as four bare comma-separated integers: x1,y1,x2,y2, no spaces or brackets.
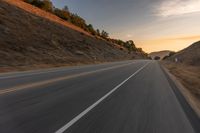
0,0,146,72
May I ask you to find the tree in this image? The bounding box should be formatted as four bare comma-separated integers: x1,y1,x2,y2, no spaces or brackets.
63,5,69,12
121,40,137,51
25,0,53,12
126,40,135,47
24,0,43,7
70,14,87,29
86,24,96,35
96,29,100,36
40,0,53,12
54,8,70,21
101,30,109,39
116,39,124,46
137,48,143,52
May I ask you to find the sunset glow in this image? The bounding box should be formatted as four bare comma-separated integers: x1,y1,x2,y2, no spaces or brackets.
137,35,200,53
52,0,200,52
156,0,200,17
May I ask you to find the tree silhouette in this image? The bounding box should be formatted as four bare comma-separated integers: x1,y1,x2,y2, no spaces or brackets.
101,30,109,39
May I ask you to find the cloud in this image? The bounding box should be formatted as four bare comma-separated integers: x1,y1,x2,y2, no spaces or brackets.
126,34,132,38
156,0,200,17
164,35,200,41
146,35,200,42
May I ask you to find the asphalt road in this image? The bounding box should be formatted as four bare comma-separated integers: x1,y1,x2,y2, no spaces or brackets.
0,60,198,133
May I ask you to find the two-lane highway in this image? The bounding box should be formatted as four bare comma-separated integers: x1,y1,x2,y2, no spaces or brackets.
0,60,198,133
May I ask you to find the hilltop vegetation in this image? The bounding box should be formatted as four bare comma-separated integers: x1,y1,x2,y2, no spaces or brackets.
0,0,147,72
23,0,144,53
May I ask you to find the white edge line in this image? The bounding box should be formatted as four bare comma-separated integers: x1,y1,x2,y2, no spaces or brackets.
55,62,150,133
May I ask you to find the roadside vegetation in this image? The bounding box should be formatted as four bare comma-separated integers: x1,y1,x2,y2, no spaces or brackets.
0,0,148,73
23,0,145,54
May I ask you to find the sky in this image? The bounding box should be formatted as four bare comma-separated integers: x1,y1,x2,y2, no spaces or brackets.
51,0,200,53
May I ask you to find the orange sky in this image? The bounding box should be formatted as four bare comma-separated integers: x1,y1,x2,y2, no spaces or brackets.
136,35,200,53
110,0,200,53
53,0,200,53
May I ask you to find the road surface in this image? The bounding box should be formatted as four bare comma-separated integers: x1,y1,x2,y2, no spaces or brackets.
0,60,199,133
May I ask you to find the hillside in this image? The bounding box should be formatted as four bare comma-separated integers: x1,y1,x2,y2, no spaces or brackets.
163,41,200,116
0,0,147,72
149,50,173,60
168,41,200,66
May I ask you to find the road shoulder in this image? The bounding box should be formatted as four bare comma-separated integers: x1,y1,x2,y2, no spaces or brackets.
160,63,200,133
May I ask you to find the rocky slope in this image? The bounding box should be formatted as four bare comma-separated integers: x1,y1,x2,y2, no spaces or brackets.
0,0,147,72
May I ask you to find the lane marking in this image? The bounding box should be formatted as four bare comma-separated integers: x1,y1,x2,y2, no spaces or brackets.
0,62,137,95
0,61,133,79
55,62,150,133
0,68,73,79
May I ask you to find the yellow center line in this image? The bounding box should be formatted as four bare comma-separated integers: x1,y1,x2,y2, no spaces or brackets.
0,62,136,95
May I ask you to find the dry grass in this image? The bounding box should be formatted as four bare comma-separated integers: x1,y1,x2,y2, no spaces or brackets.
4,0,91,37
0,0,148,73
163,61,200,115
167,41,200,66
0,0,143,73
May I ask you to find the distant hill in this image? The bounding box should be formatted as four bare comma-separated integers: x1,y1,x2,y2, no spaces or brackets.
168,41,200,66
149,50,173,60
0,0,147,72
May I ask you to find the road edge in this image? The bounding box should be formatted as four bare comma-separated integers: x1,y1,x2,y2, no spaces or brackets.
159,63,200,133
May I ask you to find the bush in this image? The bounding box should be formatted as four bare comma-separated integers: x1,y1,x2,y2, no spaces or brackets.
54,8,70,21
70,14,87,29
101,30,109,39
23,0,147,57
41,0,53,12
24,0,53,12
87,24,96,35
123,40,136,51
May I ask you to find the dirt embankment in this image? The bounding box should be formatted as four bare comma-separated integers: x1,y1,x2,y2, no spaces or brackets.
167,41,200,66
163,61,200,116
163,41,200,116
0,0,147,73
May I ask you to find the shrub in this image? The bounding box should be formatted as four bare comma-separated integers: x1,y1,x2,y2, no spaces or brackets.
87,24,96,35
24,0,53,12
123,40,136,51
70,14,87,29
54,8,70,21
23,0,148,57
101,30,109,39
41,0,53,12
